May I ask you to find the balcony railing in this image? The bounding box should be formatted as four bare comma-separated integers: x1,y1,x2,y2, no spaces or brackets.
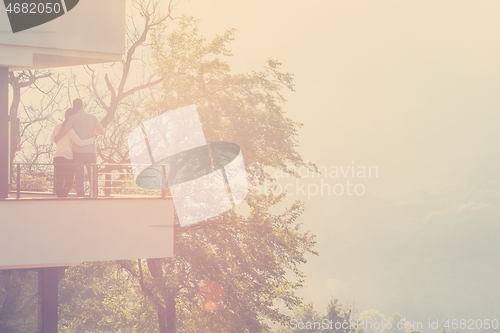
9,162,166,199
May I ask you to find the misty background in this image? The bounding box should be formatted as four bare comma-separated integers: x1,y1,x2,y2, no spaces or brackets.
177,0,500,326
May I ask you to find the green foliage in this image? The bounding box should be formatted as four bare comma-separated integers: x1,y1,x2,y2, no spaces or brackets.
11,174,48,192
105,172,163,196
150,15,314,180
275,298,363,333
0,270,38,333
104,15,318,332
59,262,157,333
59,14,316,333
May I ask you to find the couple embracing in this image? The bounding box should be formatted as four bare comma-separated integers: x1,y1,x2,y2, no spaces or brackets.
51,98,105,197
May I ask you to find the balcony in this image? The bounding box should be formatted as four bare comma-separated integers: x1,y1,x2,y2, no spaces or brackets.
0,163,174,269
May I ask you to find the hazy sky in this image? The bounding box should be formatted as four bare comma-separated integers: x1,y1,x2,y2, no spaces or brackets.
177,0,500,325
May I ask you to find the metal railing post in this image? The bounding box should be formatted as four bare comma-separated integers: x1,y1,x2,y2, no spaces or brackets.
161,161,167,198
16,163,20,199
89,164,93,198
92,164,99,198
104,172,111,197
88,163,93,198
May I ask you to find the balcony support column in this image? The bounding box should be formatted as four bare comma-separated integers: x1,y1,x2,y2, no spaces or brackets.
38,267,61,333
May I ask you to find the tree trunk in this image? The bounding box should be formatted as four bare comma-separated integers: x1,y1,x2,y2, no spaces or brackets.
147,259,176,332
157,306,167,333
166,293,176,333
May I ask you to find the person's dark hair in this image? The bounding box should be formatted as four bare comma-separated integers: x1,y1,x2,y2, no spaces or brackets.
62,107,77,127
73,98,84,111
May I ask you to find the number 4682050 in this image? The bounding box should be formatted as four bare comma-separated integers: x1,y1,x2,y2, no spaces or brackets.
444,319,498,330
6,2,62,14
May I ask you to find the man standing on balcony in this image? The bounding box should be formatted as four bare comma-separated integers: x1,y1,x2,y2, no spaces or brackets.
55,98,105,197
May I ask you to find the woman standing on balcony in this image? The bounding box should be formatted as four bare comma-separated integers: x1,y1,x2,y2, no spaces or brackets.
51,108,94,197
